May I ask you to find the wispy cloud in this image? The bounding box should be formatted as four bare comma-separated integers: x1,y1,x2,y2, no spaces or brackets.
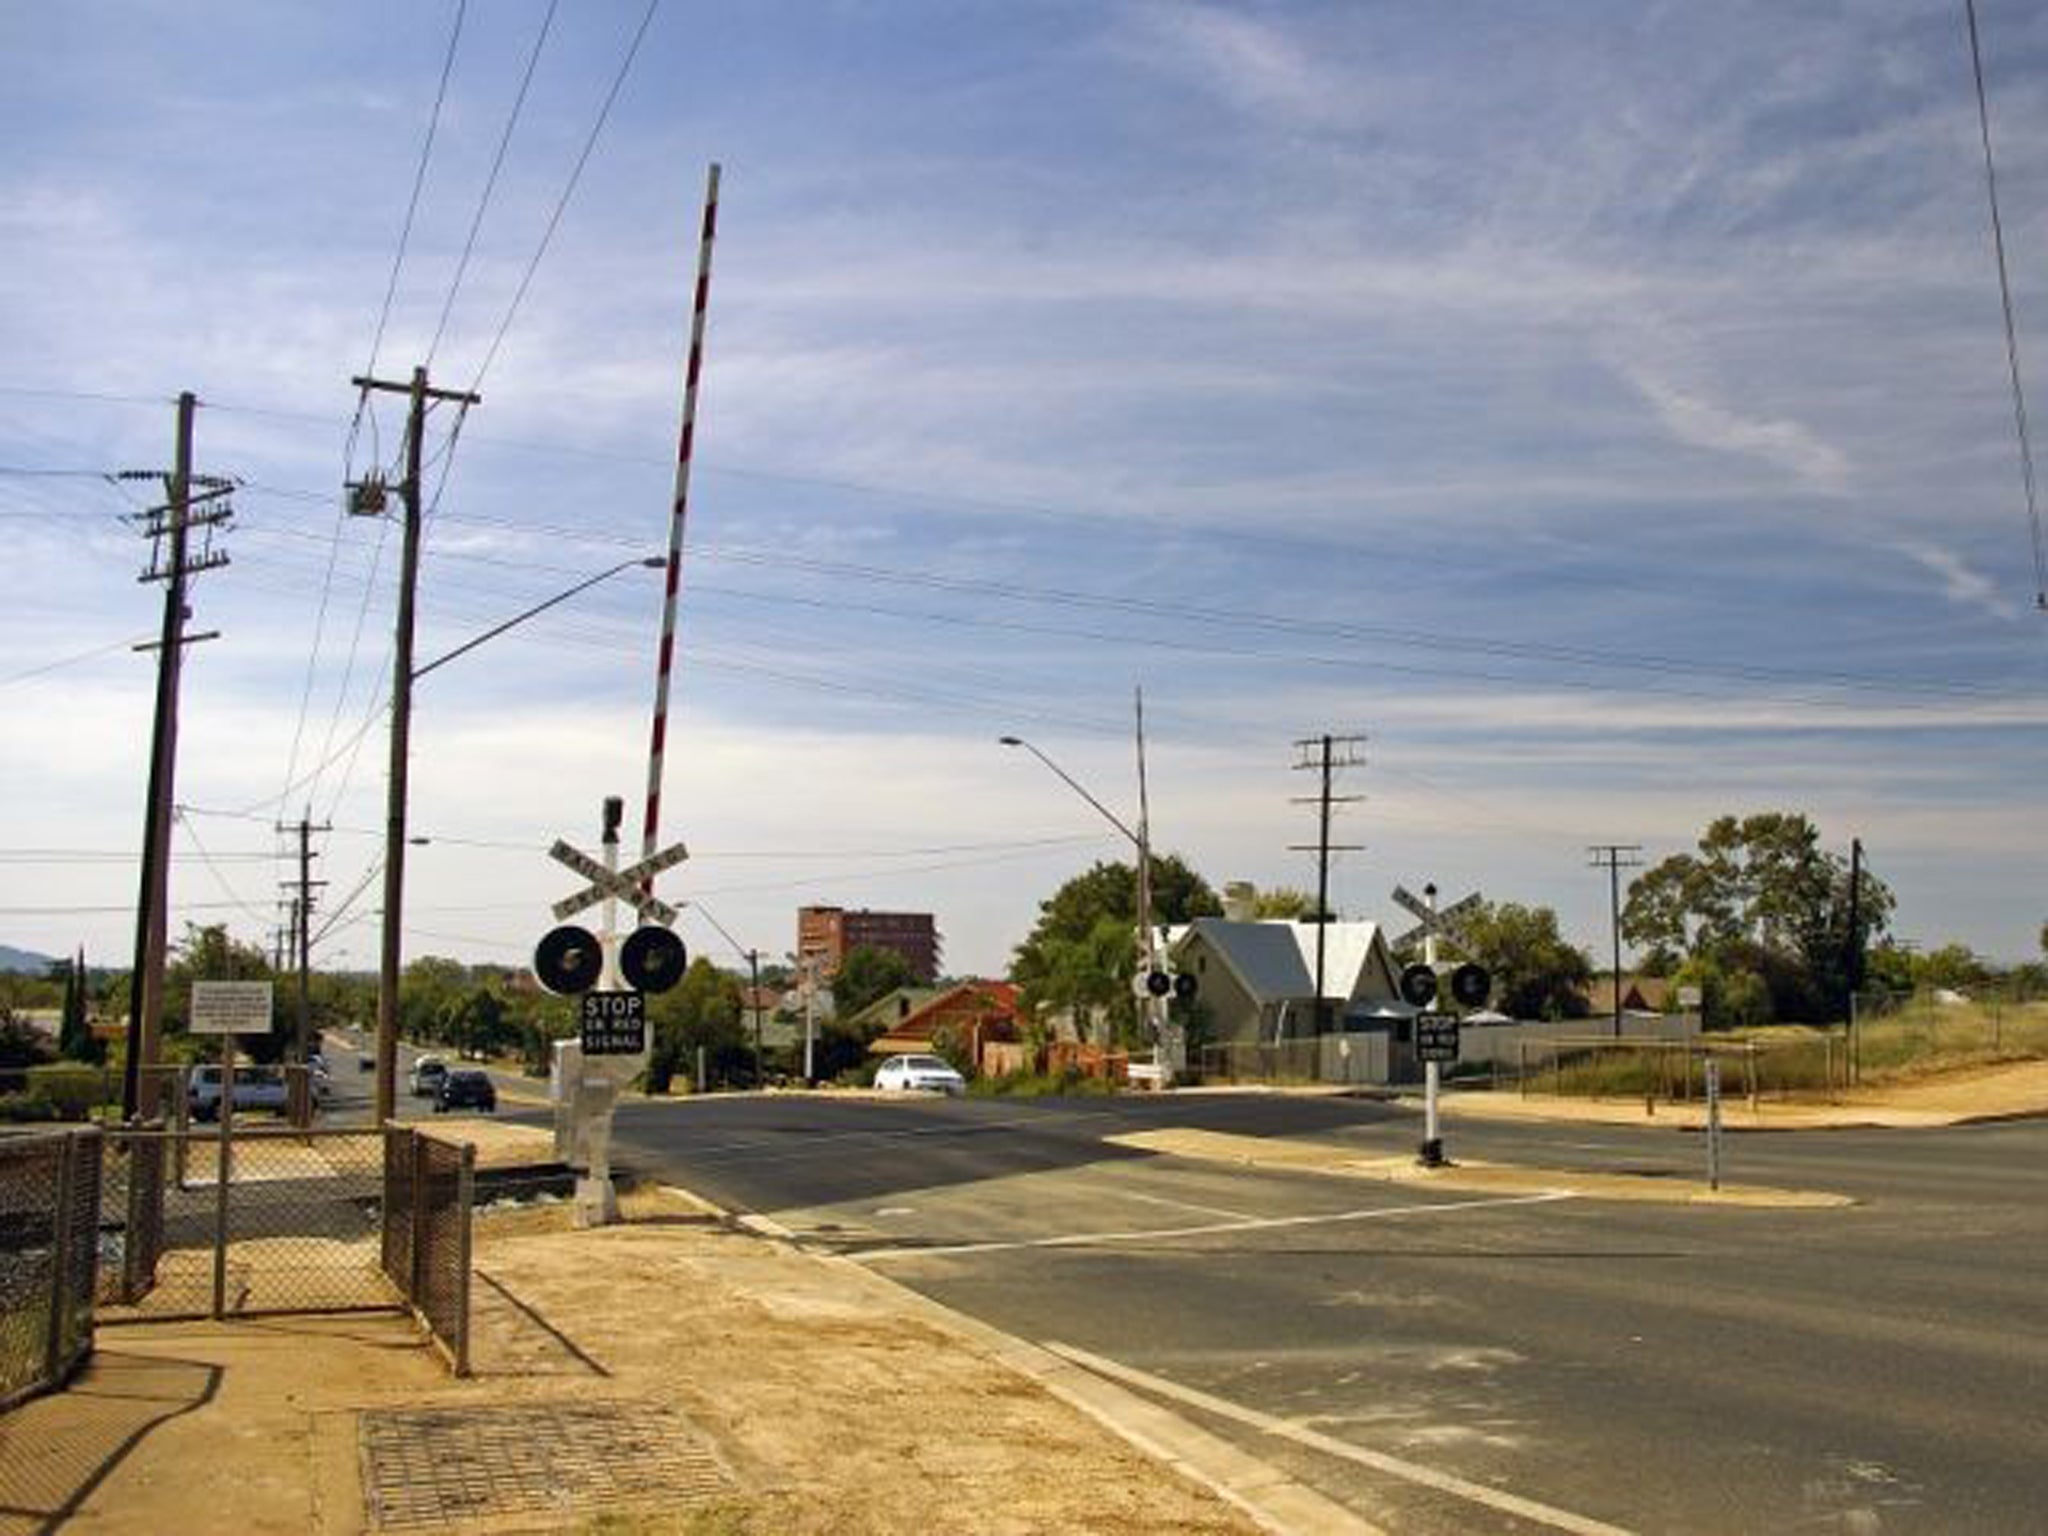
1886,537,2027,623
1612,357,1852,494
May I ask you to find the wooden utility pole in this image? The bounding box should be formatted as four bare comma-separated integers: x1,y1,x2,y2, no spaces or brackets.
121,393,229,1119
1588,845,1644,1039
748,948,764,1086
1289,733,1366,1036
278,810,331,1108
351,366,480,1125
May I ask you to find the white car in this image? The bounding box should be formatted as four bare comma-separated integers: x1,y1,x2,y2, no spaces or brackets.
408,1056,449,1097
873,1054,966,1095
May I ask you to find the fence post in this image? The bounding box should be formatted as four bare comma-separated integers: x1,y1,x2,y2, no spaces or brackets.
211,1118,232,1322
45,1132,78,1384
456,1142,476,1377
409,1130,428,1307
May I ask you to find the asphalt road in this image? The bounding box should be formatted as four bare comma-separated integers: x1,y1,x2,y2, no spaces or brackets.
597,1091,2046,1536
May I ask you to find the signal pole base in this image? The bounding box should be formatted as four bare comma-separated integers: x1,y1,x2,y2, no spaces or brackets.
1417,1138,1446,1168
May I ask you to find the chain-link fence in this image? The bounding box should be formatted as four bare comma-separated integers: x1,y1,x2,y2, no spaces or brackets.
0,1127,103,1411
1509,1035,1853,1106
381,1127,475,1375
96,1126,396,1322
1195,1039,1326,1084
1850,988,2048,1083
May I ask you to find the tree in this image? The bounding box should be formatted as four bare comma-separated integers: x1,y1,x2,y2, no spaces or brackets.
1914,943,1987,993
165,923,282,1060
1454,902,1592,1021
398,956,469,1044
439,984,515,1060
1010,855,1221,1042
647,958,746,1092
1246,885,1321,920
0,1008,55,1070
57,948,103,1064
831,946,917,1018
1621,814,1893,1022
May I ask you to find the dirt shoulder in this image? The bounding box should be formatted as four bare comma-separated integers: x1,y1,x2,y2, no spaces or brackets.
0,1181,1328,1535
1430,1056,2048,1131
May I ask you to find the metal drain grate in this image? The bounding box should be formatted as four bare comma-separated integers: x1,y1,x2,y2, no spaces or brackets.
361,1400,734,1529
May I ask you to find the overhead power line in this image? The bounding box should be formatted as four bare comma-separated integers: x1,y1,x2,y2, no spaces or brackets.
464,0,664,391
1962,0,2048,610
426,0,561,369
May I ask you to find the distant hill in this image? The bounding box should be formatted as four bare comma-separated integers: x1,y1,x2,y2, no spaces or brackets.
0,945,60,975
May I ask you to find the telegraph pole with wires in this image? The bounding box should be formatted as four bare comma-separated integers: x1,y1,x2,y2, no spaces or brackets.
349,366,480,1125
120,391,232,1120
1289,733,1368,1037
278,810,330,1074
1588,844,1644,1038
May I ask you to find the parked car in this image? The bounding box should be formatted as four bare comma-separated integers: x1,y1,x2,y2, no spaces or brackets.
188,1065,291,1122
434,1069,496,1114
408,1056,448,1097
872,1054,967,1095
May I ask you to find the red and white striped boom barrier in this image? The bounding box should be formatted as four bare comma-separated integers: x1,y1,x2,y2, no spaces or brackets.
641,162,720,886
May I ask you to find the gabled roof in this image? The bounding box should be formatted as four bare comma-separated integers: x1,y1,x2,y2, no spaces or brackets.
867,979,1021,1055
844,986,942,1032
1166,919,1398,1006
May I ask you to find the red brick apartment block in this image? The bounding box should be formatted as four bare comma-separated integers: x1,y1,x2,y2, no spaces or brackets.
796,906,941,983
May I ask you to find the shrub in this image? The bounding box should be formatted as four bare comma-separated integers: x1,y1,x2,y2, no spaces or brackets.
24,1066,115,1122
0,1091,60,1123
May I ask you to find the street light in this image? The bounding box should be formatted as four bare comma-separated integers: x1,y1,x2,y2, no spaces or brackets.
373,555,666,1123
997,736,1142,847
998,730,1161,1061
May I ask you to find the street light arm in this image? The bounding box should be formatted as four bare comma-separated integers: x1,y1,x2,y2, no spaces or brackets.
999,736,1144,848
412,556,664,681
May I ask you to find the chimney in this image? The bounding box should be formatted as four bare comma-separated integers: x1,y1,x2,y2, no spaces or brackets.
1223,881,1257,922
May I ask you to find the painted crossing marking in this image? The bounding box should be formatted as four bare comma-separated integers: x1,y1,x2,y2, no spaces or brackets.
848,1190,1573,1262
1044,1342,1636,1536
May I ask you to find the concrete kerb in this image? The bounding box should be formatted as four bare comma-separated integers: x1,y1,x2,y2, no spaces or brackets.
1106,1127,1855,1209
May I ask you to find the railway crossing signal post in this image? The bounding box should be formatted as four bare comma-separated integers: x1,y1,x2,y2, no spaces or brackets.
1392,882,1491,1168
534,796,689,1227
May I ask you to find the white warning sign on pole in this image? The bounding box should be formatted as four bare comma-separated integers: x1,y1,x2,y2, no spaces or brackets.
189,980,275,1036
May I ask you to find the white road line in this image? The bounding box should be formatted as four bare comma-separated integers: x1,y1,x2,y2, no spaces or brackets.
1110,1187,1261,1223
849,1190,1573,1262
1044,1342,1635,1536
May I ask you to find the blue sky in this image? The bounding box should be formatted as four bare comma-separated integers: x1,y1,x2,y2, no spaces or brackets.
3,0,2045,980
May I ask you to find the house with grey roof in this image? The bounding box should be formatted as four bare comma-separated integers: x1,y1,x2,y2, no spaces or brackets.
1165,918,1406,1047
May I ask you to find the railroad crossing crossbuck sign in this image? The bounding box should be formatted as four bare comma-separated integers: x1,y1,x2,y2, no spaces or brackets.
1391,883,1493,1012
550,838,689,929
1391,883,1483,953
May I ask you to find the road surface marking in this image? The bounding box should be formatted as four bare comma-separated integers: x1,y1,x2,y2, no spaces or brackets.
1110,1187,1261,1223
1044,1342,1635,1536
848,1190,1572,1261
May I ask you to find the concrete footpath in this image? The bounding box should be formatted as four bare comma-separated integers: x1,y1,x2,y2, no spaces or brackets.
0,1122,1365,1536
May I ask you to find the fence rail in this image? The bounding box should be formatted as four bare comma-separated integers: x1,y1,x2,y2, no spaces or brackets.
0,1127,102,1411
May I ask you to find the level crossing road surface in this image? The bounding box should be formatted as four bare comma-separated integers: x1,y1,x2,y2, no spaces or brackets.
592,1092,2045,1535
